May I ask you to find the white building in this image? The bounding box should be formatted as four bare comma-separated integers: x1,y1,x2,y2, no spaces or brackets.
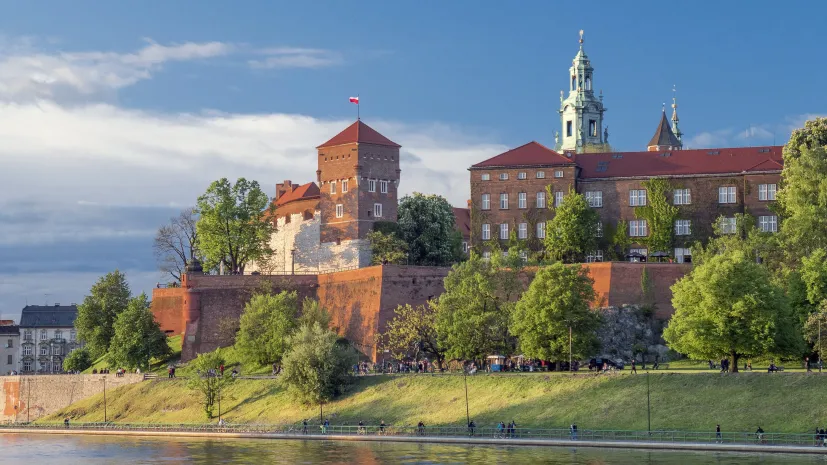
0,325,20,375
19,304,81,374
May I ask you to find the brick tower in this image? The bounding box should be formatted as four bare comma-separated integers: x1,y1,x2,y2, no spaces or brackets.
316,120,401,265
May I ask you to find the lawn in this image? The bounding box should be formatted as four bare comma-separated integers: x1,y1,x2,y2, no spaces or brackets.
43,371,827,434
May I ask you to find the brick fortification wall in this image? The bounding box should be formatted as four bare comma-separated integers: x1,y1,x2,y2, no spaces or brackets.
0,374,144,422
151,263,689,362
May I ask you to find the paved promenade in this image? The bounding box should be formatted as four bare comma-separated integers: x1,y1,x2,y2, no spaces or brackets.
2,426,826,455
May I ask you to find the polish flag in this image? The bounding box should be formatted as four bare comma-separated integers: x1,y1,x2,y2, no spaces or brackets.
349,96,359,104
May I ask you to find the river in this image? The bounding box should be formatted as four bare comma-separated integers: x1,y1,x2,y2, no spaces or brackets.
0,434,823,464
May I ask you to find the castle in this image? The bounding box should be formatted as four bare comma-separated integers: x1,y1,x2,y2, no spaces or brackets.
152,32,782,362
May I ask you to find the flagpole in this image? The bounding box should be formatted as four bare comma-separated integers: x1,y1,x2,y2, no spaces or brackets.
357,94,360,120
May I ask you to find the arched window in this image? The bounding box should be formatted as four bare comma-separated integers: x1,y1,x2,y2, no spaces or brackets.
571,75,576,90
585,76,591,90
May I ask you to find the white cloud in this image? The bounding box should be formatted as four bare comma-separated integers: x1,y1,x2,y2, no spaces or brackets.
248,47,343,69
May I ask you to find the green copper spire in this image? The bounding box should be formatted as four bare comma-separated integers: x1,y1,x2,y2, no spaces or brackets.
671,85,683,147
557,30,607,153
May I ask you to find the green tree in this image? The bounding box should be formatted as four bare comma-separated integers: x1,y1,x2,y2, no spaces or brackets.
280,323,358,405
63,348,93,373
383,303,445,370
803,303,827,350
611,220,631,259
783,116,827,161
367,230,408,265
75,270,131,359
544,188,599,263
664,250,802,372
187,349,234,419
434,254,512,362
195,177,273,273
800,248,827,306
299,297,332,330
234,291,299,367
511,263,600,364
397,193,463,266
635,178,679,254
107,293,171,370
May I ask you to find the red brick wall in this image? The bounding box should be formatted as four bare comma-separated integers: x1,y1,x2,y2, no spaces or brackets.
583,262,691,319
150,287,187,335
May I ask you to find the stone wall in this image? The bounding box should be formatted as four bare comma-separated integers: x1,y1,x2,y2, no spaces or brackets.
248,210,370,275
0,374,143,422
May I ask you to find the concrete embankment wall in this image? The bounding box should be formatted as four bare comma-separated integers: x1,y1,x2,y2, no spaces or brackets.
0,374,144,422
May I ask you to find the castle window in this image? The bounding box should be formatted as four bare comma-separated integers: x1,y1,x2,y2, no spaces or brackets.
585,76,591,91
481,173,490,181
536,222,546,239
54,330,62,340
368,179,376,192
536,171,545,179
629,220,648,237
342,180,348,193
335,204,343,218
566,121,573,137
759,215,778,233
499,173,509,181
675,220,691,236
586,250,603,263
499,193,509,209
758,184,777,201
499,223,509,240
380,180,389,194
482,251,491,260
518,192,527,209
330,181,336,194
23,361,31,372
536,191,546,208
40,345,47,356
554,170,564,178
70,331,76,342
517,172,527,180
481,194,490,210
40,330,47,340
718,186,736,204
23,345,32,356
585,191,602,208
629,189,647,207
720,217,737,234
675,248,692,264
595,222,603,238
554,191,564,207
518,223,527,239
673,189,691,205
481,224,491,240
589,120,596,137
303,210,314,221
374,203,383,218
24,330,31,341
462,242,468,253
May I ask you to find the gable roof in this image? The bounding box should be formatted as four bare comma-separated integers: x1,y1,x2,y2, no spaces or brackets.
471,141,574,168
20,305,78,328
317,120,401,149
452,207,471,238
577,146,784,179
275,182,320,206
648,112,681,148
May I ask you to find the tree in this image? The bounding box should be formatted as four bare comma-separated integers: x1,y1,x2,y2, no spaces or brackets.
635,178,679,254
75,270,131,359
195,178,274,274
63,348,93,373
187,349,234,419
383,303,446,370
803,303,827,350
234,291,299,367
107,293,171,370
544,188,599,263
783,117,827,161
280,323,358,405
664,250,802,372
800,248,827,306
299,297,331,330
434,254,512,362
511,263,600,363
611,220,631,260
367,230,408,265
397,193,463,266
153,208,199,283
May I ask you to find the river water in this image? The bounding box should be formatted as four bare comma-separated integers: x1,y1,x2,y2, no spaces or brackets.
1,434,824,464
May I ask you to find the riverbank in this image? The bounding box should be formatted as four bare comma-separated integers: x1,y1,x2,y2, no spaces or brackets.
3,426,827,455
42,372,827,433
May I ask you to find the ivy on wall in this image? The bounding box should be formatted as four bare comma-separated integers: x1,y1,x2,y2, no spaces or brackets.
635,178,679,254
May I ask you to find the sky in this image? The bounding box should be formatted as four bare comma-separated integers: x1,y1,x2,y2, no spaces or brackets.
1,1,825,320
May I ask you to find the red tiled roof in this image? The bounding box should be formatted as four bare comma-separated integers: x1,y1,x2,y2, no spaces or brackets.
452,207,471,238
577,146,783,179
317,120,401,149
275,182,320,206
471,141,574,168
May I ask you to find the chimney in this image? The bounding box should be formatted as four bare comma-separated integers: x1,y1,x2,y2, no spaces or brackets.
275,180,294,201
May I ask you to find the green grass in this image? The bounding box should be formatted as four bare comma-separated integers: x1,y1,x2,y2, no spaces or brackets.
43,372,827,433
83,335,183,375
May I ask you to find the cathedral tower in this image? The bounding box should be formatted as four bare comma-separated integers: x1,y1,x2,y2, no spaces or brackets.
557,30,607,153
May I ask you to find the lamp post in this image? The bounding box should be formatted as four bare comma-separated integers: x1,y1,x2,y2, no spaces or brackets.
646,371,651,433
569,326,573,372
102,376,107,423
819,313,823,374
463,365,470,427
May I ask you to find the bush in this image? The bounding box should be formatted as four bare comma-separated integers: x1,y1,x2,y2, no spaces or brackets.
63,348,93,372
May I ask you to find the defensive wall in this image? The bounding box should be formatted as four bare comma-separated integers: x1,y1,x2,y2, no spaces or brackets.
151,262,690,362
0,374,144,422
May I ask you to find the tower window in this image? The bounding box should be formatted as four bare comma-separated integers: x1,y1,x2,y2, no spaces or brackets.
374,203,383,218
585,76,591,91
566,121,573,137
335,204,343,218
342,180,348,193
368,179,376,192
380,180,389,193
330,181,336,194
589,120,597,137
571,75,576,90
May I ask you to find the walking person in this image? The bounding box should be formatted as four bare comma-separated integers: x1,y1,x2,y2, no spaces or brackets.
379,420,386,436
509,420,517,438
302,419,308,435
756,426,765,444
716,424,722,443
417,421,425,436
322,418,330,435
631,360,637,374
497,421,505,438
570,423,578,440
468,420,476,436
358,420,365,435
64,417,69,429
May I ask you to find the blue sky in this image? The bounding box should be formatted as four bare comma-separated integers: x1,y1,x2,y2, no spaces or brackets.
0,1,824,319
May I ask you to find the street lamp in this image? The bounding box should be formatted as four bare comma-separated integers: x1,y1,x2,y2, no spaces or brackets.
646,371,651,433
101,376,107,423
463,364,470,427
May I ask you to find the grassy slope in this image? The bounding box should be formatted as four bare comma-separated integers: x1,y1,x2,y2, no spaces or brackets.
44,373,827,433
83,335,184,375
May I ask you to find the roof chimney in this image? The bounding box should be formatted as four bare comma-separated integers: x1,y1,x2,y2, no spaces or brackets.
54,303,60,307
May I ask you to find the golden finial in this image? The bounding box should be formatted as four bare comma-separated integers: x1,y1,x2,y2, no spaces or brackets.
579,30,584,45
